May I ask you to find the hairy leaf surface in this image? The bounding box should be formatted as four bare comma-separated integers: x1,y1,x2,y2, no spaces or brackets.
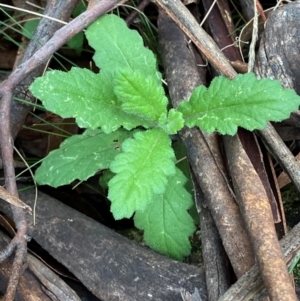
158,109,185,134
108,129,176,219
29,68,149,132
35,129,131,187
178,73,300,135
134,168,195,260
114,69,168,124
85,14,160,81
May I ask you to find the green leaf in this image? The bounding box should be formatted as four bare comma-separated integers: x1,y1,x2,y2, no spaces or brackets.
35,129,131,187
72,2,86,17
114,69,168,124
29,67,149,132
67,32,84,55
85,14,160,81
68,2,86,54
158,109,184,134
173,139,194,193
22,19,39,39
177,73,300,135
134,168,195,260
99,169,114,191
108,129,176,219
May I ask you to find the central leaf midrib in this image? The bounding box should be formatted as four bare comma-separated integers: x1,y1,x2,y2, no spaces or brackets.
183,99,277,120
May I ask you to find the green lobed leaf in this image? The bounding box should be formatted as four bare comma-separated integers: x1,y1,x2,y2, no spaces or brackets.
177,73,300,135
85,14,160,82
29,67,150,132
114,69,168,124
99,169,114,191
173,139,194,194
108,128,176,219
158,108,185,134
35,129,131,187
134,168,195,260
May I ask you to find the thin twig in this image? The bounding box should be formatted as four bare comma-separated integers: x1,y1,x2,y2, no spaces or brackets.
247,0,258,72
126,0,151,25
154,0,236,78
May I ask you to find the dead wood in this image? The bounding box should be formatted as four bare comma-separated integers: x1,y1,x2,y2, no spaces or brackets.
27,254,82,301
238,0,254,21
158,10,254,281
157,7,232,299
258,123,300,193
154,0,236,78
254,1,300,94
202,0,240,61
224,134,296,301
195,183,232,301
0,214,95,301
274,124,300,141
218,221,300,300
254,1,300,194
236,130,286,237
0,233,52,301
0,186,207,301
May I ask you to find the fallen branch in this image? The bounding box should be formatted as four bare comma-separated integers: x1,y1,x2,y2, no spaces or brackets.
254,1,300,194
218,221,300,300
224,134,296,300
0,186,208,301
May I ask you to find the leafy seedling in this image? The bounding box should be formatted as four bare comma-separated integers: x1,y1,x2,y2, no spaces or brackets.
30,14,300,260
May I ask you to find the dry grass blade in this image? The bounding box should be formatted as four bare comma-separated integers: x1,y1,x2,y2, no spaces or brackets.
0,186,32,213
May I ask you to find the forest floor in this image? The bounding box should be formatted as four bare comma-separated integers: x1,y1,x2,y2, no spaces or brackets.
0,0,300,300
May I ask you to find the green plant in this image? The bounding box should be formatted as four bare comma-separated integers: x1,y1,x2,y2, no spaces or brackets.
29,14,300,260
21,1,86,55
